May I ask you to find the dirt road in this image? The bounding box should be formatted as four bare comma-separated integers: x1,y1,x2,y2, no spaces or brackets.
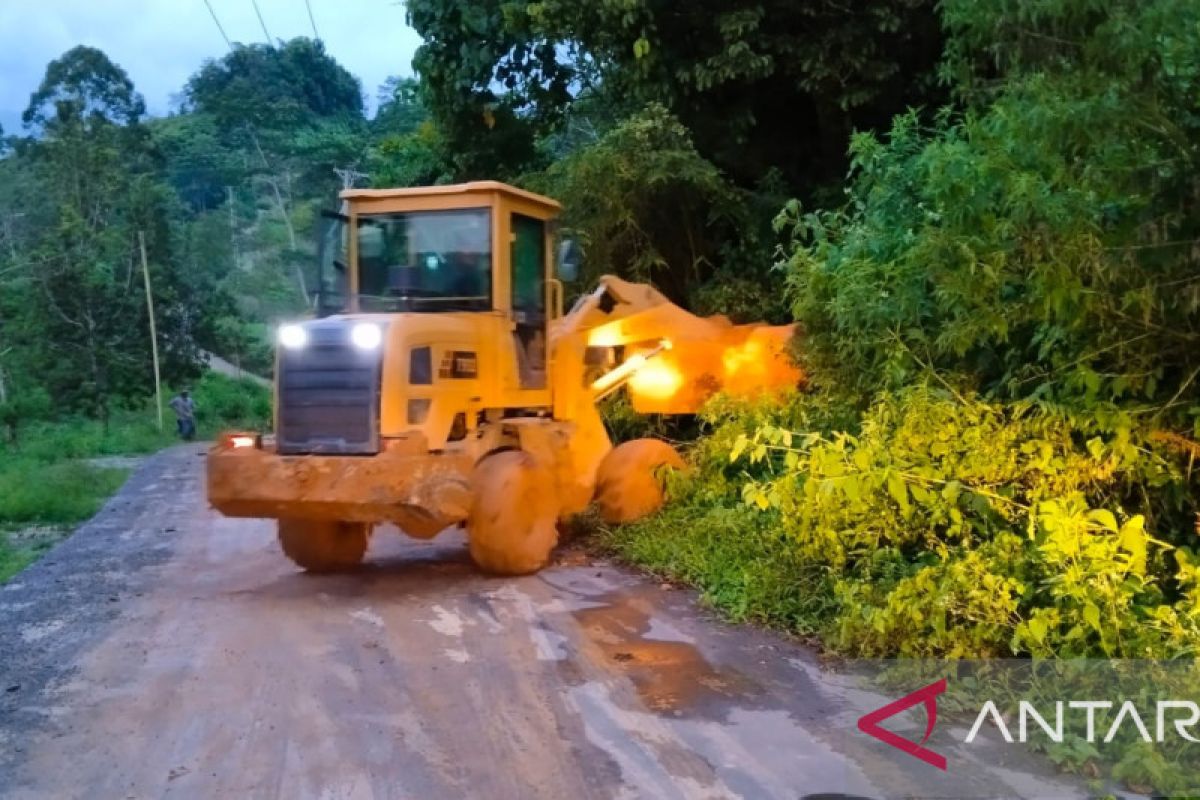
0,447,1084,799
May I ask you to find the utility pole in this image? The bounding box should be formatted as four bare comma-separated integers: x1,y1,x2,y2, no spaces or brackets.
138,231,164,433
334,167,369,190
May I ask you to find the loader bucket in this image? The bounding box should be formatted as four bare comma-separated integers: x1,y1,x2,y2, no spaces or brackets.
625,321,802,414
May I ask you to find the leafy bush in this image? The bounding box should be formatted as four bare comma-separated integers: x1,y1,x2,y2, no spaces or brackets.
524,103,780,316
779,0,1200,427
610,387,1200,660
189,371,271,433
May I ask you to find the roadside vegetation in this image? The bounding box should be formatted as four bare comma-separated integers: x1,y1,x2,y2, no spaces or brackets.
608,0,1200,654
596,2,1200,791
0,372,269,582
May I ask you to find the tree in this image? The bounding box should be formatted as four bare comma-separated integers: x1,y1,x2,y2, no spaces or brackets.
524,104,767,310
373,76,427,135
181,38,372,306
185,39,363,134
22,45,146,132
150,113,244,211
16,48,203,422
407,0,945,191
781,0,1200,422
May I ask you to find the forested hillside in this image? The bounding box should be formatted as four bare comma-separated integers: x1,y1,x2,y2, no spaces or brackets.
0,38,433,432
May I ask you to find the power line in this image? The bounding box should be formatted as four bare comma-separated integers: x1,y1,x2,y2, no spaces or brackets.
304,0,321,40
201,0,233,49
251,0,273,45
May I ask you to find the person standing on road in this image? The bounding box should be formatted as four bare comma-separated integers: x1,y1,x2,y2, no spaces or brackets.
169,390,197,441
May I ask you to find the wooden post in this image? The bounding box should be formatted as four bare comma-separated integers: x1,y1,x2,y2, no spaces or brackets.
138,231,164,432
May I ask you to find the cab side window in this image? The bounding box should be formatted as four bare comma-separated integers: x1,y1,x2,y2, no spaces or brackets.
511,214,545,322
511,214,546,388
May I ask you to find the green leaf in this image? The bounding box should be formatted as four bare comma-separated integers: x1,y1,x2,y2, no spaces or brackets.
1083,603,1101,632
1087,509,1118,532
887,473,909,514
729,433,748,463
1027,615,1048,643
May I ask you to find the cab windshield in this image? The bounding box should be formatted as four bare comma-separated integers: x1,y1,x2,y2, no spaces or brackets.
357,208,491,312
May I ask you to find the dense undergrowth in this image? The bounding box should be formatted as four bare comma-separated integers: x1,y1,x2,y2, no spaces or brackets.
609,0,1200,660
0,371,270,582
607,388,1200,659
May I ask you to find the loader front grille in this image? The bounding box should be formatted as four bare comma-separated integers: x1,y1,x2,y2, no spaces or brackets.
277,323,381,455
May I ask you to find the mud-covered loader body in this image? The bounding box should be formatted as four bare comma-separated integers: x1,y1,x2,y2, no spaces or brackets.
207,181,800,574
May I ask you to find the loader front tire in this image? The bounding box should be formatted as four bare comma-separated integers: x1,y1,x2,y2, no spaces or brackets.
594,438,685,525
278,519,370,573
466,451,558,575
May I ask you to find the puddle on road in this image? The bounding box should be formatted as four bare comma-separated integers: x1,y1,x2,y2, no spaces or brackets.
573,592,757,714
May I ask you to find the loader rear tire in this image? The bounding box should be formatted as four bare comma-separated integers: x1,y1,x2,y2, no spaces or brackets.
278,519,370,573
594,438,685,525
466,451,558,575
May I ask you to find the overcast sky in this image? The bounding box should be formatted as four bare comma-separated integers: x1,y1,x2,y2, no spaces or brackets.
0,0,422,134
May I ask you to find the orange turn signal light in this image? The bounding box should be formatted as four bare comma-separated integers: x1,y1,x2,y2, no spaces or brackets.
227,434,258,449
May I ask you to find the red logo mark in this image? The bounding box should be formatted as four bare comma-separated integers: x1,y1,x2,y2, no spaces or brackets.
856,678,948,771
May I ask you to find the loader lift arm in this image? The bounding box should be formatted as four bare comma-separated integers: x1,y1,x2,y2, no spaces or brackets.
550,274,802,419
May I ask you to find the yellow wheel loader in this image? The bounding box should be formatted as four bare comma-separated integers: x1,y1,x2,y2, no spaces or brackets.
208,182,800,574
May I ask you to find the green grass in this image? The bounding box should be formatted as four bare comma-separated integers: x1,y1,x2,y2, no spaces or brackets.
0,459,131,583
0,459,132,525
597,503,835,635
0,537,39,584
0,371,272,583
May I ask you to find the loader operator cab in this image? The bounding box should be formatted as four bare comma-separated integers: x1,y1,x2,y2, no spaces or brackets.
293,182,562,454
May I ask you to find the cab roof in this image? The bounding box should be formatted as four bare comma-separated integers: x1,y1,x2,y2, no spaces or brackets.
340,180,561,211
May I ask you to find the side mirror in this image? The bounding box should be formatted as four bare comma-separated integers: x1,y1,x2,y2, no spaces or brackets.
557,238,581,282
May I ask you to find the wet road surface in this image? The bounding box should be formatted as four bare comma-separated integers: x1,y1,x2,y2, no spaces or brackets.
0,446,1085,799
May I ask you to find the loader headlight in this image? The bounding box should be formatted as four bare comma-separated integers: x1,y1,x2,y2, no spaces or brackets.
278,323,308,350
351,322,383,350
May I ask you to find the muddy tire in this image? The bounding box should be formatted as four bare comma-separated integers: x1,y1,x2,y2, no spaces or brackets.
466,451,559,575
594,438,685,525
277,519,370,573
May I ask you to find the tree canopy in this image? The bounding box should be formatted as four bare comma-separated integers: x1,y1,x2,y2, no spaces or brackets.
407,0,944,189
185,39,363,132
23,45,146,132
